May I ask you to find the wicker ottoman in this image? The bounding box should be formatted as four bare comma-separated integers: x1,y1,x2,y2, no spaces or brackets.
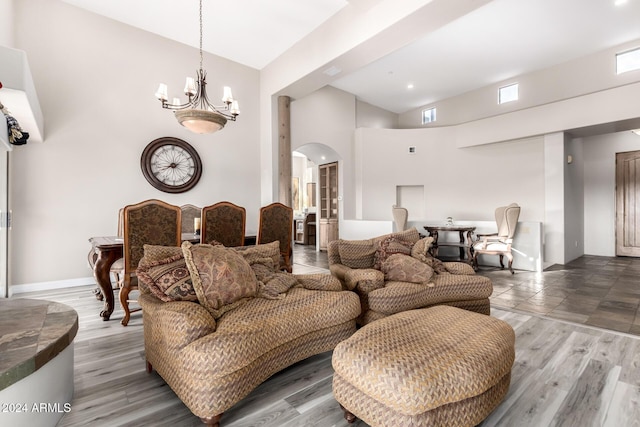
332,305,515,426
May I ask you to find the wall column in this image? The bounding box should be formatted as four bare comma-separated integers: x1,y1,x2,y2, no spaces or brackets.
278,95,292,206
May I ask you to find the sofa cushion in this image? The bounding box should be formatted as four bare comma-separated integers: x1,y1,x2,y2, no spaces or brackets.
136,250,197,302
186,287,361,378
182,242,258,319
373,236,415,270
381,254,434,284
369,274,493,315
338,239,377,269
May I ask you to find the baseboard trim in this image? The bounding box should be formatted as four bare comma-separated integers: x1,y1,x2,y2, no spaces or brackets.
10,277,97,296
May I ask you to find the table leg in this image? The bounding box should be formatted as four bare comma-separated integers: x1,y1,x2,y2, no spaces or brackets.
93,249,120,321
465,230,474,261
458,231,465,260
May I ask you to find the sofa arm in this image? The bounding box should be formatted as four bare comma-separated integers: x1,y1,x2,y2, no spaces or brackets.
443,262,477,275
344,268,385,293
329,263,350,286
295,273,343,291
140,294,217,352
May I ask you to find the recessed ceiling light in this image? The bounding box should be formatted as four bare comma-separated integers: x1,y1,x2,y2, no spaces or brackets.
615,0,628,6
407,83,414,89
323,66,342,77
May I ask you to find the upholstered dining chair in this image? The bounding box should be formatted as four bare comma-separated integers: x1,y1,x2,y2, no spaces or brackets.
120,199,182,326
472,203,521,274
257,202,294,272
392,205,408,232
200,201,246,247
180,204,201,235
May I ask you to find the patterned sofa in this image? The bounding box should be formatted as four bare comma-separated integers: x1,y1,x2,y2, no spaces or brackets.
137,241,361,426
328,227,493,325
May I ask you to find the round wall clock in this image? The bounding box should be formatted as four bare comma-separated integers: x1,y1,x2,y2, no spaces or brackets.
140,137,202,193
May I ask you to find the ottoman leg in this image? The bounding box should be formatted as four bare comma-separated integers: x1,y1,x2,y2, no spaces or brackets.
340,404,357,424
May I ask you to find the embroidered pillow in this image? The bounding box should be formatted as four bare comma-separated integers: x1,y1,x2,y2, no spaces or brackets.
182,242,258,319
136,244,196,302
374,236,414,270
381,253,434,284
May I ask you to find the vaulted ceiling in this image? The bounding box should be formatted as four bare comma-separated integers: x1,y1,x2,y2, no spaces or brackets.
62,0,640,114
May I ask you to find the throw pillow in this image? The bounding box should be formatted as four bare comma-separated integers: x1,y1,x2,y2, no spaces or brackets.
411,237,448,274
233,241,281,272
139,244,183,266
373,236,414,270
136,251,196,302
411,237,434,258
182,241,258,319
338,239,377,269
381,253,434,285
136,245,197,302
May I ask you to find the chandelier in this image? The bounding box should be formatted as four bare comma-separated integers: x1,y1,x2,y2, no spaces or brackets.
154,0,239,134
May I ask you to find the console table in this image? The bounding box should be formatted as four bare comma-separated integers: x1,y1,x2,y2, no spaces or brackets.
424,225,476,263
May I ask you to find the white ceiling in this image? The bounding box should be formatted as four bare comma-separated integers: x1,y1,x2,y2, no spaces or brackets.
61,0,640,114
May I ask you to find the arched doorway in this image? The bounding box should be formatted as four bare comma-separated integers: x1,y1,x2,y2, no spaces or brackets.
292,143,341,250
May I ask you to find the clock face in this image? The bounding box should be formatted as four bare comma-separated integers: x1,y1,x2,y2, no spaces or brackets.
140,137,202,193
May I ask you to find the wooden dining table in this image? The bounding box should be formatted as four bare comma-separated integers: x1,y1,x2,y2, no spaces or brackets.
88,233,256,321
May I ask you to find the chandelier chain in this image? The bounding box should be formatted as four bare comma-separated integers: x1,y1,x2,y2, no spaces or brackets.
199,0,203,71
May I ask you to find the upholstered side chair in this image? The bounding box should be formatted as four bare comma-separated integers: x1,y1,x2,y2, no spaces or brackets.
472,203,521,274
200,201,246,247
120,199,182,326
257,202,294,272
180,204,201,235
392,205,408,232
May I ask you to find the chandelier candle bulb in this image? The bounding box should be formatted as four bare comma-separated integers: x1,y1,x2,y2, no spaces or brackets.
184,77,196,96
155,84,168,101
230,101,240,115
222,86,234,103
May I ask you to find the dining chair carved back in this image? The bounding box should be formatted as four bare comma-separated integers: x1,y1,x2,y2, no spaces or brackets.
200,201,246,247
180,204,201,235
257,202,294,272
120,199,182,326
392,205,408,232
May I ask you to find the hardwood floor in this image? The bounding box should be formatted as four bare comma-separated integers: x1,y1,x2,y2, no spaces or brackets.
9,247,640,426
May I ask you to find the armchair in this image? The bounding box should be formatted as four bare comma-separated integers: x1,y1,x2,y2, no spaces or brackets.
328,227,492,325
391,205,408,232
472,203,521,274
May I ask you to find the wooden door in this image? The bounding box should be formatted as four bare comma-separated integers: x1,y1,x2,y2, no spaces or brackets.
616,150,640,256
319,162,339,250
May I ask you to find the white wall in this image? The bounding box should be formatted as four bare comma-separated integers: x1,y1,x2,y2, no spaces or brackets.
9,0,260,286
399,39,640,129
0,0,13,47
583,131,640,256
291,86,355,219
355,127,546,223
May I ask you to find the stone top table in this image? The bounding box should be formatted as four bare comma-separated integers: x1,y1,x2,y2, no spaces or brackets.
0,298,78,392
